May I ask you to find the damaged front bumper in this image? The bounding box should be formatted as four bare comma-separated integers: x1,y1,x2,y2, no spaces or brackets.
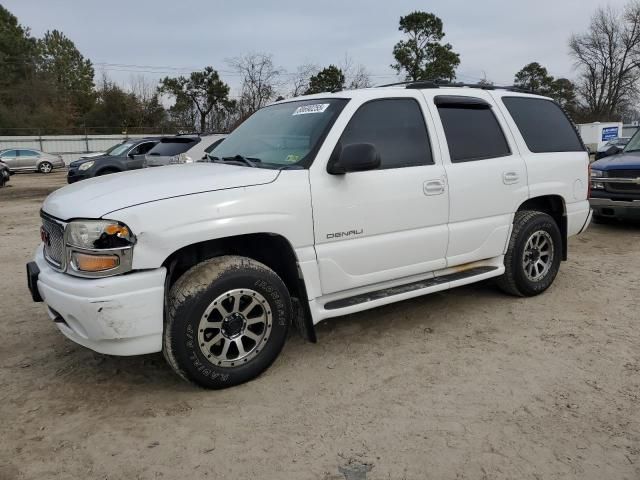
29,245,166,355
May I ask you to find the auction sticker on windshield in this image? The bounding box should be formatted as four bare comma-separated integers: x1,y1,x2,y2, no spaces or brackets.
292,104,330,115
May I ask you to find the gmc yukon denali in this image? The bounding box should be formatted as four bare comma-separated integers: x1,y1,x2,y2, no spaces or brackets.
27,83,592,389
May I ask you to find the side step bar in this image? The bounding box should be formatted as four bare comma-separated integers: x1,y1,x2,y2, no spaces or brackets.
324,266,498,310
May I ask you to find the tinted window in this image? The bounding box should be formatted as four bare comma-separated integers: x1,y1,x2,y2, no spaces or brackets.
0,150,17,158
130,142,157,156
338,98,433,169
502,97,583,153
147,138,201,156
19,150,39,156
437,101,511,163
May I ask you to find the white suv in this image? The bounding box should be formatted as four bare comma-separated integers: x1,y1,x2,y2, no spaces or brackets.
27,83,592,388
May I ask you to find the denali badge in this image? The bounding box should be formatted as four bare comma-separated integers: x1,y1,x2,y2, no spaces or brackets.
327,229,363,240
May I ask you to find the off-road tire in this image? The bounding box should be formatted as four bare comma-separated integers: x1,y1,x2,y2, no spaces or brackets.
496,210,562,297
163,256,291,389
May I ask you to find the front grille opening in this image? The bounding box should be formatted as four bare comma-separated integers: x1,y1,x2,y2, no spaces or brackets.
40,214,65,269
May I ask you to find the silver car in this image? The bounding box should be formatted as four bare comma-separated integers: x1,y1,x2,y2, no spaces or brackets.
0,148,65,173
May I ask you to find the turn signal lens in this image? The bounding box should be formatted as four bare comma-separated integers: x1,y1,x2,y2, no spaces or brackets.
104,224,130,237
72,253,119,272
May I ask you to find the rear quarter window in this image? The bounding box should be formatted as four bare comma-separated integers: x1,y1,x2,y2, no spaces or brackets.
502,97,584,153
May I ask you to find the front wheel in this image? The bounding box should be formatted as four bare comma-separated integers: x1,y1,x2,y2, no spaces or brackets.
38,161,53,174
164,256,291,389
496,210,562,297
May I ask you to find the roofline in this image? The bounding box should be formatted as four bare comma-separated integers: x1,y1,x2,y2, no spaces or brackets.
376,80,536,95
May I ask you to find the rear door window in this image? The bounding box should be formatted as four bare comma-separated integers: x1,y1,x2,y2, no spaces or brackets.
19,150,40,157
436,97,511,163
147,138,200,156
1,150,17,158
502,97,583,153
338,98,433,169
130,142,157,156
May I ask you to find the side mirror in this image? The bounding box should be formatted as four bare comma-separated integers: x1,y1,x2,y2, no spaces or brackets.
328,143,381,175
128,153,135,159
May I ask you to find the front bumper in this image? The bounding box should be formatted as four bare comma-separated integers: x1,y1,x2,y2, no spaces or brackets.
66,168,91,183
29,246,166,355
589,197,640,219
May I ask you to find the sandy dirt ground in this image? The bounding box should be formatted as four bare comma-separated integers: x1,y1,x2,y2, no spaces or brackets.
0,172,638,480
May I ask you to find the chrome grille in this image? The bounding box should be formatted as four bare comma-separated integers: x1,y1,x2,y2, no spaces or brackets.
41,214,65,267
605,170,640,195
607,169,640,178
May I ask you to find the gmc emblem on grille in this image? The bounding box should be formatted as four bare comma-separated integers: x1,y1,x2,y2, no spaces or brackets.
40,226,51,246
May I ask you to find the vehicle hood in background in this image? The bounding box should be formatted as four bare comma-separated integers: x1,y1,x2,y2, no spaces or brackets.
42,163,280,219
69,155,110,167
591,151,640,170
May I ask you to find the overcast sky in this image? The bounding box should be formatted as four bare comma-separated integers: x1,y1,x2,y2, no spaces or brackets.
4,0,631,98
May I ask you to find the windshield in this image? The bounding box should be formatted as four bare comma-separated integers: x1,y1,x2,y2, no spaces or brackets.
104,143,123,155
623,131,640,152
109,142,135,156
212,98,348,168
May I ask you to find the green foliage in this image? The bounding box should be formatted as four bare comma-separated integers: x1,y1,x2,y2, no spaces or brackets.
391,11,460,82
514,62,554,93
38,30,95,117
159,67,235,132
84,76,167,132
305,65,345,94
0,5,38,84
514,62,577,111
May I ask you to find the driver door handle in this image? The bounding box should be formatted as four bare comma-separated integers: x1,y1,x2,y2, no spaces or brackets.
423,179,445,196
503,171,520,185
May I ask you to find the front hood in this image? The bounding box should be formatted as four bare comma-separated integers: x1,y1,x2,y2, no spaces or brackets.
592,151,640,170
69,155,109,167
43,163,280,219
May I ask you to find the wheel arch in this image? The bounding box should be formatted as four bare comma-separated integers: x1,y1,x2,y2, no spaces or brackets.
161,232,317,343
517,195,567,260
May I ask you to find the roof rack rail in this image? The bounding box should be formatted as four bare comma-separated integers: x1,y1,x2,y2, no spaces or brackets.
376,80,535,94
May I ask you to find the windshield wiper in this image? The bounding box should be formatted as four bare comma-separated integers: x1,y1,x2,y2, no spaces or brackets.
214,155,262,167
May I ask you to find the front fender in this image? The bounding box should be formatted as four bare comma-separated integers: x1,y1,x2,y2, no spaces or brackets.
110,170,314,270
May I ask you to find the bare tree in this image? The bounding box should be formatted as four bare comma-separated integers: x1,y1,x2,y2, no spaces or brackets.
228,53,283,115
340,54,372,89
290,63,319,97
570,2,640,120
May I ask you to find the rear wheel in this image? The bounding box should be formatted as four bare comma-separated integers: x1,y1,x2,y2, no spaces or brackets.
497,210,562,297
164,256,291,389
38,161,52,174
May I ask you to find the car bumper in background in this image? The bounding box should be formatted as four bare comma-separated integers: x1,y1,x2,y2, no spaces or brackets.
590,197,640,219
66,168,91,183
28,246,166,356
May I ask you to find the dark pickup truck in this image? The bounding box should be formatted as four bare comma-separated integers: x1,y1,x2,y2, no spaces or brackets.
590,132,640,222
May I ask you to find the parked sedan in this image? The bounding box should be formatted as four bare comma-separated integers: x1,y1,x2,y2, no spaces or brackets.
0,159,11,187
0,148,65,174
67,137,161,183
